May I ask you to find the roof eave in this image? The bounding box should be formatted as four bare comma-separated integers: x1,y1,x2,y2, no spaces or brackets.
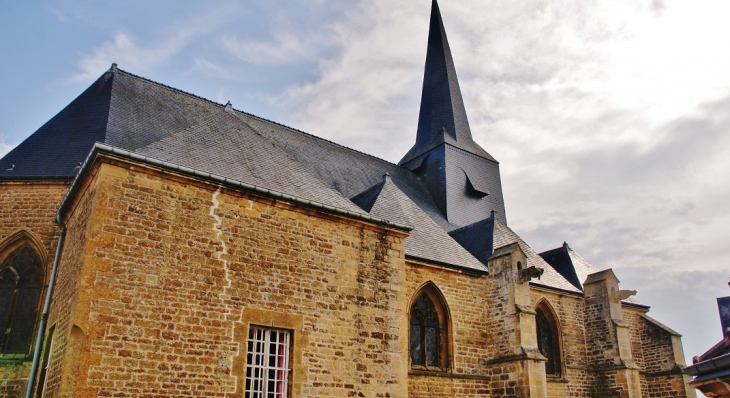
529,282,584,297
405,254,488,276
683,351,730,377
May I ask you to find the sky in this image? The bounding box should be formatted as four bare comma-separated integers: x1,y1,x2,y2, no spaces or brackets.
1,0,729,375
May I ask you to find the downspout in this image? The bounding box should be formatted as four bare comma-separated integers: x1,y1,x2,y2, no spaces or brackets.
25,214,67,398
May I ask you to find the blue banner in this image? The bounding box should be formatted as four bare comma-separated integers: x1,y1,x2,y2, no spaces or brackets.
718,296,730,337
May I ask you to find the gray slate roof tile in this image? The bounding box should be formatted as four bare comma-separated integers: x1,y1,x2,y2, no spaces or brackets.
364,176,486,272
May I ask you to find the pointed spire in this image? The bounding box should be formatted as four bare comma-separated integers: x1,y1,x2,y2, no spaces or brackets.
400,0,493,165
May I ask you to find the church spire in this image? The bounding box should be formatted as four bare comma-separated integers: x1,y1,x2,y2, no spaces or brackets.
399,0,493,165
398,0,506,227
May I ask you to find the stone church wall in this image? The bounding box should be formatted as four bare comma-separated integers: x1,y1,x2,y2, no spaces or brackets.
530,289,591,398
624,308,695,398
405,261,491,397
0,182,69,398
42,170,102,398
41,157,410,398
0,160,696,398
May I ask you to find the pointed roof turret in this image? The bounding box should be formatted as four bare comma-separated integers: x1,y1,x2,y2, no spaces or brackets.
400,0,494,165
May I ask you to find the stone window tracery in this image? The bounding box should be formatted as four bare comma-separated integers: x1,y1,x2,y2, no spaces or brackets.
0,245,44,356
409,283,450,370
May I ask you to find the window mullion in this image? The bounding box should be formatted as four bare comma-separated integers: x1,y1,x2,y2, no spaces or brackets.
1,288,20,354
263,329,271,396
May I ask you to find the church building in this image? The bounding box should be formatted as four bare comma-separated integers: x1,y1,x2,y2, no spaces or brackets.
0,1,695,397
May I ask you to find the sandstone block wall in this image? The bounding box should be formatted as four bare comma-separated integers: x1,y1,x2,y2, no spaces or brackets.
43,159,409,398
480,247,544,398
624,308,695,398
0,182,69,398
405,261,491,397
530,289,590,398
0,162,696,398
42,172,101,398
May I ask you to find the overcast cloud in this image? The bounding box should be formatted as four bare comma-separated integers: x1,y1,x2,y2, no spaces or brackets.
1,0,729,375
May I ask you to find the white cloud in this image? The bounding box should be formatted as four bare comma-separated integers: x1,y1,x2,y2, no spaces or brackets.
49,7,68,22
71,31,191,82
222,29,328,65
272,0,427,161
192,57,233,80
70,3,241,82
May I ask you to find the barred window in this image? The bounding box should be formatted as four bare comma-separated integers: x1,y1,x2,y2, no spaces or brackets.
0,246,43,356
245,327,291,398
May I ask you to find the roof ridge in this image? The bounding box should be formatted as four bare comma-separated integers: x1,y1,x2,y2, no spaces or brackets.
115,68,224,109
114,67,402,169
538,245,566,256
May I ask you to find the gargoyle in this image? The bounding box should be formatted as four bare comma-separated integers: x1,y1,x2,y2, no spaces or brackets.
611,288,637,302
519,266,544,283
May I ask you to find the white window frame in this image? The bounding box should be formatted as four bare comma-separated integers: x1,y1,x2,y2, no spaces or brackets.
245,326,291,398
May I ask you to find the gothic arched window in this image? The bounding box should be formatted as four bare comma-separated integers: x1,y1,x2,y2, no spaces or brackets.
409,284,449,370
535,301,562,376
0,246,44,356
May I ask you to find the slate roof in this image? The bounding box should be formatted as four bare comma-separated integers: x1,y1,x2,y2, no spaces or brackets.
135,110,367,214
448,217,495,267
355,175,486,272
539,242,596,291
0,71,113,178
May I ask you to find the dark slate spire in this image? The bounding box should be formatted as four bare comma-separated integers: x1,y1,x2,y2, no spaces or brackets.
399,0,494,165
397,0,506,227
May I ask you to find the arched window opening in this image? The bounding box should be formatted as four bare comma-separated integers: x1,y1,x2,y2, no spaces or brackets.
409,284,449,370
0,245,44,356
535,302,562,376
